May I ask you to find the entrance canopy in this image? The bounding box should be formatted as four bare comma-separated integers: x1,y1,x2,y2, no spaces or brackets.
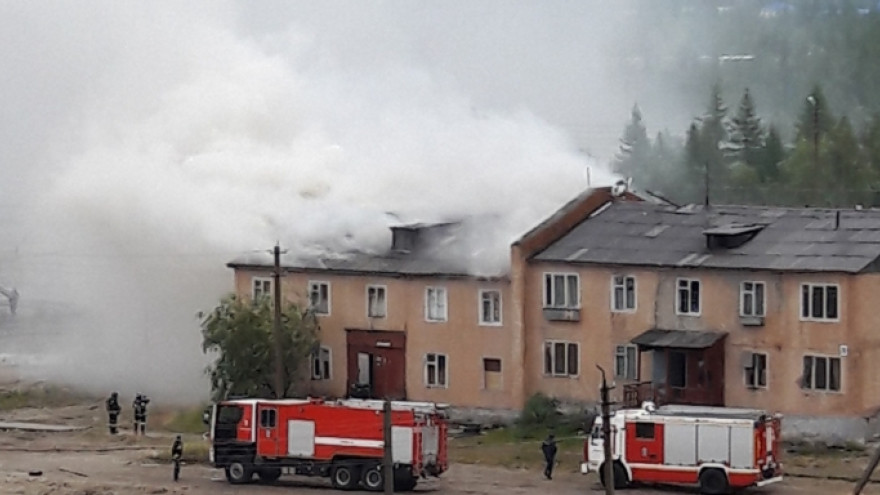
631,328,726,350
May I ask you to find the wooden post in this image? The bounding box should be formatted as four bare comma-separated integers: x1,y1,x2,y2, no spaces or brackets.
272,244,284,399
383,399,394,494
854,443,880,494
597,365,615,495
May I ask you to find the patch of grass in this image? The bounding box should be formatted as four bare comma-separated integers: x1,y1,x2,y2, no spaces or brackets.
0,384,93,410
449,427,585,473
155,405,209,434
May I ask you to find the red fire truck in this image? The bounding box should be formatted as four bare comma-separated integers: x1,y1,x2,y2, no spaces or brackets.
205,397,448,491
581,402,783,494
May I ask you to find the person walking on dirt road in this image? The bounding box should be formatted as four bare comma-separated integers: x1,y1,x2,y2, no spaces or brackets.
542,433,558,480
105,392,121,435
171,435,183,481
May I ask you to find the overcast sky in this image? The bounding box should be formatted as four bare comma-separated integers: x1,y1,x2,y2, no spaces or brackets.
0,1,663,399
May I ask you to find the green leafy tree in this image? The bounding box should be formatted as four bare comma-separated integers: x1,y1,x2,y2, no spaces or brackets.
200,294,319,400
757,125,785,184
795,85,835,145
728,88,766,167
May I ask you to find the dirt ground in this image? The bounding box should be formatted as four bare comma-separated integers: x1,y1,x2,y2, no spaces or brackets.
0,380,871,494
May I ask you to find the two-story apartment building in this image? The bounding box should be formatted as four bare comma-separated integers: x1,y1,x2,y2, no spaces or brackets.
227,184,880,440
524,200,880,440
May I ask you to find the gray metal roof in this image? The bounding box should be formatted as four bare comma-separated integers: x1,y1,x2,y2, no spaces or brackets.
228,220,509,279
631,328,726,349
533,202,880,273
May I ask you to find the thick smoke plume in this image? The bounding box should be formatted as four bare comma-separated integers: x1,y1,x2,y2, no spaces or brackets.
0,1,620,403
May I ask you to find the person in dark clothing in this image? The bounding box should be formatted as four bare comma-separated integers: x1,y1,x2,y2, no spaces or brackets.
542,433,558,480
133,394,150,435
105,392,121,435
171,435,183,481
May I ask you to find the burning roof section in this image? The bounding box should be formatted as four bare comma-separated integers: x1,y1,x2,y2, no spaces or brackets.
228,218,506,279
533,201,880,273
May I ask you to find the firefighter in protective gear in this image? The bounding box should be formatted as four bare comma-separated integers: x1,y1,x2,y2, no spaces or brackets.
542,433,558,480
105,392,121,434
171,435,183,481
132,394,150,435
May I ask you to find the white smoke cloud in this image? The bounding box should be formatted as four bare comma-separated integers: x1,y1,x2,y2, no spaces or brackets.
0,1,620,403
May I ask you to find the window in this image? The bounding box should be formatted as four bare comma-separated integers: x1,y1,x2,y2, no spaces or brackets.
259,408,277,428
744,352,767,388
802,355,841,392
311,346,331,380
425,353,448,388
425,287,448,322
635,422,655,439
366,285,387,318
543,273,579,309
612,275,636,312
676,278,701,315
479,290,502,325
308,281,330,315
615,345,638,380
740,281,766,317
801,284,839,321
543,341,579,377
483,358,503,391
252,277,272,300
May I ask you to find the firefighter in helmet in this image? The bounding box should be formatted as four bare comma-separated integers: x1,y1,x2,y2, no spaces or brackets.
171,435,183,481
105,392,121,435
132,393,150,435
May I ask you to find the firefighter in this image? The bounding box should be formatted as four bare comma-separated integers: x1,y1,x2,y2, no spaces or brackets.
171,435,183,481
541,433,558,480
132,394,150,435
105,392,121,435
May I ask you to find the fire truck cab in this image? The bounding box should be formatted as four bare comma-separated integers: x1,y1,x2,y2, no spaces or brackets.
581,402,783,494
206,397,448,491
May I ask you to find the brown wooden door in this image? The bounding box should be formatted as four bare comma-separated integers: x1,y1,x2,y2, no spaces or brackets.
346,329,406,400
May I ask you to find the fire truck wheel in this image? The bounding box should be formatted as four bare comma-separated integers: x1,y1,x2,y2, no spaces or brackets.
225,462,253,484
257,468,282,483
599,462,629,489
361,464,384,491
699,468,729,495
330,464,360,490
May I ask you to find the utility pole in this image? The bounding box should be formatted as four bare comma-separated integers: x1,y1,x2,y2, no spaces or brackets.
272,243,285,399
383,399,394,494
597,365,615,495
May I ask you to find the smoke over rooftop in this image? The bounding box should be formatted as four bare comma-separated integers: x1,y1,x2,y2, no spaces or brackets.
0,1,621,402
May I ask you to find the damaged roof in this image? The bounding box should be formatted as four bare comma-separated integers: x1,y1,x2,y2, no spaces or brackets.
228,220,507,279
533,201,880,273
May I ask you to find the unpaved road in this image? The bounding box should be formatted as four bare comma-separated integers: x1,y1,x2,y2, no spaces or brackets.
0,444,867,495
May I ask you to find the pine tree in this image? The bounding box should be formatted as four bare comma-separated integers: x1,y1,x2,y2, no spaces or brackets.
795,84,834,145
728,88,766,166
612,104,652,186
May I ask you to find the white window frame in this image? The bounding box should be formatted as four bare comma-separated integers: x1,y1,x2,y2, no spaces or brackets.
311,346,332,381
543,272,580,309
743,351,767,389
252,277,272,300
424,353,448,388
366,284,387,318
740,281,766,317
611,275,637,312
800,283,840,322
614,344,639,380
543,340,580,377
675,278,702,316
308,280,331,316
425,286,448,322
478,289,502,326
801,354,842,392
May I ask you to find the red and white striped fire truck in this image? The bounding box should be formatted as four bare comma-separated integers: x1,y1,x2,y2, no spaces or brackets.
205,397,448,491
581,402,783,494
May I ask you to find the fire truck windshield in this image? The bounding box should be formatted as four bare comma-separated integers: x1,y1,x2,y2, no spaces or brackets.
214,404,244,440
